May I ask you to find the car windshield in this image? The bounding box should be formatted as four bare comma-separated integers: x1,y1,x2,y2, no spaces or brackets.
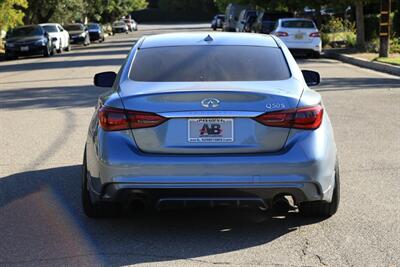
281,20,315,28
42,25,58,33
130,46,290,82
87,24,100,30
64,24,84,31
8,26,43,37
114,22,125,26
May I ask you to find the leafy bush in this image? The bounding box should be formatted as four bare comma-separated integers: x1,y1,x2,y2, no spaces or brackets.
366,37,400,54
320,17,356,48
321,17,355,34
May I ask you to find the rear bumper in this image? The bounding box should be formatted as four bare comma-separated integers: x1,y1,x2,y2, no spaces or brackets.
86,115,337,205
6,45,46,56
89,32,102,41
283,39,322,53
70,36,85,44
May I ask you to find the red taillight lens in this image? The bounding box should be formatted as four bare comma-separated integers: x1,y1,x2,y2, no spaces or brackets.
309,32,320,38
255,105,323,130
275,31,289,37
98,106,167,131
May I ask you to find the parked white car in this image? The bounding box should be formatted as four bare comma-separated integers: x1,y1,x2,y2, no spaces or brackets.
112,21,128,34
124,19,138,31
40,23,70,53
271,18,321,58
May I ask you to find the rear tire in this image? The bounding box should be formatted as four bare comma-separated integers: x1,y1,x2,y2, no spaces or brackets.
5,52,16,60
82,149,122,218
65,43,71,51
299,161,340,218
311,51,321,59
43,46,50,57
57,41,62,53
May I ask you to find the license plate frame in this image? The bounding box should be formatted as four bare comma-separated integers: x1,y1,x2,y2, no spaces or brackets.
188,118,234,143
294,33,304,40
20,46,29,52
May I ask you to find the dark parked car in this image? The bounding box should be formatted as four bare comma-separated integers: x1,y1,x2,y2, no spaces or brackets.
4,25,56,60
86,23,105,42
64,23,90,46
252,12,293,34
211,14,225,31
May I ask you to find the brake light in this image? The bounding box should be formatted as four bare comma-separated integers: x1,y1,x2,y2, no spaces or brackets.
309,32,320,38
275,31,288,37
255,105,323,130
98,106,167,131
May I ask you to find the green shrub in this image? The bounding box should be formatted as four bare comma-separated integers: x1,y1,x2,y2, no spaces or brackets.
366,37,400,54
321,17,355,34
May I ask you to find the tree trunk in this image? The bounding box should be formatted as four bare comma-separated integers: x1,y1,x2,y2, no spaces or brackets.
355,0,365,50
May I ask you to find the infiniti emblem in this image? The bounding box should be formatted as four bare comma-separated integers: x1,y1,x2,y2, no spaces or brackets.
201,98,220,108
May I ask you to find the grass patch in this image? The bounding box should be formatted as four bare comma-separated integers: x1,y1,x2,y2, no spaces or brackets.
375,57,400,66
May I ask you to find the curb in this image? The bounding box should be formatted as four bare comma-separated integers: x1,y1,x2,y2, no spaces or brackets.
323,51,400,77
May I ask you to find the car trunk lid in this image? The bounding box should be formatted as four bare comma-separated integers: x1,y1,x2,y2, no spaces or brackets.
119,79,303,154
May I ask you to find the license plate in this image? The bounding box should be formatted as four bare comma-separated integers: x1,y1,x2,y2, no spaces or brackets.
20,46,29,51
295,33,304,40
188,118,233,143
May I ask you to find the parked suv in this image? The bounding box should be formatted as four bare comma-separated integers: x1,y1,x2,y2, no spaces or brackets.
64,23,90,46
236,9,257,32
4,25,56,59
252,12,293,34
223,3,250,32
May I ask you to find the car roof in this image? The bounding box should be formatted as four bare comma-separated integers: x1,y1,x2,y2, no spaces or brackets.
140,32,278,49
40,23,60,26
279,18,313,22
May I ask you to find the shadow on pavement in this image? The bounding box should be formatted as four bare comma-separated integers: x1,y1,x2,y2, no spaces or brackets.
0,85,108,109
0,165,324,266
0,58,123,73
317,77,400,91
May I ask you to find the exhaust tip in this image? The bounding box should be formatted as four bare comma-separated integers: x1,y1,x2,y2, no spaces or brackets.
272,195,294,214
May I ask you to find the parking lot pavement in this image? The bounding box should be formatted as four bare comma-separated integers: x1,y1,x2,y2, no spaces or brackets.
0,24,399,266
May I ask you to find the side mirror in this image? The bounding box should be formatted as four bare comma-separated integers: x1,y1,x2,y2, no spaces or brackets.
302,70,320,86
94,71,117,87
51,37,58,42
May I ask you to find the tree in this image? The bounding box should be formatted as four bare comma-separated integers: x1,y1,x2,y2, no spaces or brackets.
0,0,28,31
105,0,147,21
355,0,366,50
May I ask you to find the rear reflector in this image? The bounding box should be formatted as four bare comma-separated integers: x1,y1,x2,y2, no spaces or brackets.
275,31,289,37
255,105,323,130
309,32,321,38
98,106,167,131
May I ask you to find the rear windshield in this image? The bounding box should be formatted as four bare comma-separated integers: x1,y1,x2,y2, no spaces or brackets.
42,25,58,32
64,24,84,31
130,46,290,82
281,20,315,28
87,24,100,29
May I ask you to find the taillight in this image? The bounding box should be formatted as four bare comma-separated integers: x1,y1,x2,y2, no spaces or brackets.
255,105,323,130
98,106,167,131
309,32,320,38
275,31,288,37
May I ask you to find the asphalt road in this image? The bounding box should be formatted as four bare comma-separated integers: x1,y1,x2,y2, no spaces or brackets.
0,24,399,267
